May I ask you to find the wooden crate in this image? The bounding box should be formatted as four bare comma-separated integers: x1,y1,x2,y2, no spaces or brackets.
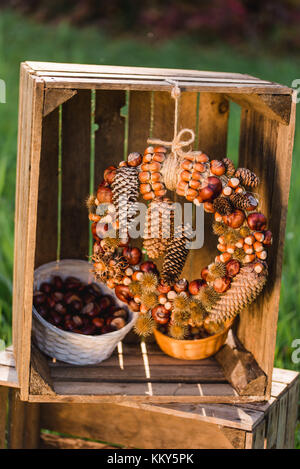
0,347,299,448
13,61,296,403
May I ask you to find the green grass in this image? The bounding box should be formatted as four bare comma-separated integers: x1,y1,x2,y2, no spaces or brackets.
0,9,299,444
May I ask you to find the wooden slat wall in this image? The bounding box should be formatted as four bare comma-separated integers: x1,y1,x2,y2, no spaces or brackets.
186,92,229,278
13,64,44,400
237,97,296,396
94,90,126,183
35,109,59,267
60,90,91,260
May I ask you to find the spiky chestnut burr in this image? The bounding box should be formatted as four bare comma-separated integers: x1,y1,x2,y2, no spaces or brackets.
239,225,251,238
222,228,241,245
196,286,220,310
140,292,159,309
172,309,190,326
129,281,142,297
235,168,259,188
188,299,207,326
139,272,158,293
172,293,189,313
134,313,155,337
169,324,188,340
232,247,246,263
222,158,236,177
213,197,234,216
208,262,226,280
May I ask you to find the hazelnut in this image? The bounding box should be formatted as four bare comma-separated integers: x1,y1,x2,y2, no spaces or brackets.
96,182,113,204
210,160,225,176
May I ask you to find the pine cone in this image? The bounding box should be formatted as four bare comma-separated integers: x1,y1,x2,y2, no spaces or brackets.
112,167,139,231
230,192,257,211
143,198,174,258
222,158,235,177
208,264,268,323
161,224,192,285
235,168,259,188
213,197,234,215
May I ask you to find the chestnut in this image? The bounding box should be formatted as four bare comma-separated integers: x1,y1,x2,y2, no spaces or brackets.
113,308,128,319
201,266,210,282
36,304,48,318
49,310,63,326
213,276,231,293
53,275,63,291
223,209,245,229
92,317,105,328
115,285,132,304
129,300,140,312
247,213,267,231
127,152,142,167
111,317,126,330
263,230,273,245
33,291,46,307
140,261,157,273
97,295,112,311
65,276,81,290
122,247,142,266
96,182,113,204
157,280,171,294
55,303,67,315
189,279,206,295
174,279,189,293
151,305,170,325
103,166,117,184
226,259,240,278
40,282,52,294
82,302,100,318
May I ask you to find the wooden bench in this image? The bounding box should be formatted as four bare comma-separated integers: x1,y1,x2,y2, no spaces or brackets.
0,346,298,449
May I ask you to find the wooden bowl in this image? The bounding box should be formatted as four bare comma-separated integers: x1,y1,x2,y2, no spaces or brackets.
153,321,233,360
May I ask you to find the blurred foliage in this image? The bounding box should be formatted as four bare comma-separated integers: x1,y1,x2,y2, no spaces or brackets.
3,0,300,51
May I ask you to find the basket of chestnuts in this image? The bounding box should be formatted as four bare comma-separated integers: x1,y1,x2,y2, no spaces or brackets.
32,259,138,365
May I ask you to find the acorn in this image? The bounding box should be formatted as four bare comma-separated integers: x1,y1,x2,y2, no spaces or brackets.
127,152,142,167
151,305,170,325
247,213,267,231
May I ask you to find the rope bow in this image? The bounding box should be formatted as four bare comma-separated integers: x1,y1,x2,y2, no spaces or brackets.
147,80,202,190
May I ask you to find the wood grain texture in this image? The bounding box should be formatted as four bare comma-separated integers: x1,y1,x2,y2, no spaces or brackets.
40,432,117,449
128,90,151,154
7,389,40,449
40,401,237,449
61,90,91,260
237,96,296,398
215,331,267,396
94,90,125,184
43,89,77,117
0,387,8,448
13,65,44,400
35,108,59,267
187,92,229,276
284,380,299,448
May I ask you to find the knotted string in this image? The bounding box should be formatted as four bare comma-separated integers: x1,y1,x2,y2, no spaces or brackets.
147,80,203,190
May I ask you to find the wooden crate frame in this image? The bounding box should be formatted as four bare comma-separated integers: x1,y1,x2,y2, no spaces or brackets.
13,61,296,403
0,347,299,449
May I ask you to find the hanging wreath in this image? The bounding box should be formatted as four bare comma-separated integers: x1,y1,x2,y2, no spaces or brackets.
87,83,271,342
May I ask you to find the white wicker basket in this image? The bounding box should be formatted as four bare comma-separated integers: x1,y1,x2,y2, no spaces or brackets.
32,259,138,365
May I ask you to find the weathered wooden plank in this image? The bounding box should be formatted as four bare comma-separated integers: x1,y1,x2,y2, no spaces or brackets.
7,389,40,449
40,402,239,449
237,95,296,399
215,331,267,396
226,93,292,125
35,108,59,267
284,380,299,448
94,90,126,184
40,432,117,449
0,387,8,448
0,365,19,388
128,90,151,154
60,90,91,260
265,400,279,448
272,368,299,385
43,89,77,117
249,419,266,449
276,390,289,448
0,349,15,367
